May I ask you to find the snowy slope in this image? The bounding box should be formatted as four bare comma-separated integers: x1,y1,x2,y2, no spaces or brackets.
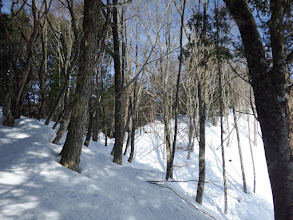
122,115,273,220
0,110,214,220
0,107,273,220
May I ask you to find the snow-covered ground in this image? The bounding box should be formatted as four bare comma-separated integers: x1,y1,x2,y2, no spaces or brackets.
0,108,273,220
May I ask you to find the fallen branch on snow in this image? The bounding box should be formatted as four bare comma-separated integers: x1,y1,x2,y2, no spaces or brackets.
148,181,218,220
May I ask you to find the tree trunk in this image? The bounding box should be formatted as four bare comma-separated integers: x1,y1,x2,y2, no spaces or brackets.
163,112,172,173
2,84,14,126
196,0,208,205
112,0,123,165
247,114,256,193
52,106,68,130
128,117,135,163
187,114,195,160
38,20,47,120
60,0,100,171
253,116,257,147
128,82,138,163
124,129,131,155
214,4,228,212
166,0,186,180
224,0,293,218
128,112,135,163
250,87,257,147
195,83,206,204
220,82,228,215
101,74,108,146
121,5,129,147
233,107,247,193
124,94,133,155
92,70,100,142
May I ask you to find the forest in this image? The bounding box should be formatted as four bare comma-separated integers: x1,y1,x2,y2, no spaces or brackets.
0,0,292,219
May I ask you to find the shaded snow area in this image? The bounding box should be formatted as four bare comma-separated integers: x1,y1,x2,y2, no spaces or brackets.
0,108,273,220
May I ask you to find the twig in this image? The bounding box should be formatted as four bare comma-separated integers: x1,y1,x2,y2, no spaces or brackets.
148,182,218,220
139,143,164,159
147,179,237,183
147,180,241,201
216,126,235,150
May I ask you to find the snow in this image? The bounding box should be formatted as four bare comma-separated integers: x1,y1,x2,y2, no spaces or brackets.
0,108,273,220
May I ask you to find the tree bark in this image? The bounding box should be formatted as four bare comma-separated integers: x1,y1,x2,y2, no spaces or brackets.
128,94,136,163
38,20,48,120
60,0,100,171
112,0,123,165
195,83,206,205
224,0,293,219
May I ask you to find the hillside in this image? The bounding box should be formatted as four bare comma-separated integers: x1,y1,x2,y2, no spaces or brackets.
0,109,273,220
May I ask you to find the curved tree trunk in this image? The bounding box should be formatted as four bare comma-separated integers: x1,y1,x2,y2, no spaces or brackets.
224,0,293,219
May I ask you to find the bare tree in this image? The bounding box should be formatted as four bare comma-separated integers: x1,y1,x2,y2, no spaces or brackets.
166,0,186,180
232,107,247,193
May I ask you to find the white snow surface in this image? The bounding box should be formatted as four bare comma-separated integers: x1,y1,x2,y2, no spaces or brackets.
0,108,273,220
